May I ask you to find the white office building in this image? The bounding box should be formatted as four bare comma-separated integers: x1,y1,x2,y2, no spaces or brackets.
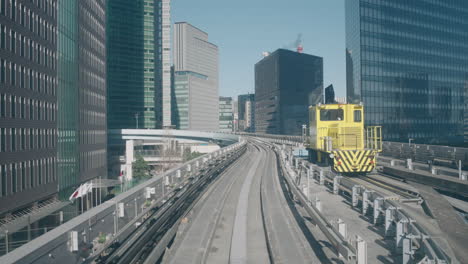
172,22,219,131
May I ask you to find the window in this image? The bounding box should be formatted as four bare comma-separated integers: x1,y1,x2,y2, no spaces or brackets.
10,62,16,86
11,128,16,151
21,128,25,149
0,94,5,117
21,162,25,190
10,30,16,53
0,59,5,83
11,96,15,118
0,165,6,197
29,161,34,188
0,0,5,15
0,128,5,152
320,109,344,121
0,25,5,49
354,110,362,122
20,97,24,118
29,128,33,149
11,164,17,193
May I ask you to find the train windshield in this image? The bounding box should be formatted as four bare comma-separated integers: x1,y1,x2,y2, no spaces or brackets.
320,109,344,121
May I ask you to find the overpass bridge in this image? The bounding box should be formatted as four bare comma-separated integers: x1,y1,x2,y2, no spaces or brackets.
1,131,467,264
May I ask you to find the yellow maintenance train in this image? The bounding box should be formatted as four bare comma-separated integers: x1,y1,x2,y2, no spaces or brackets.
305,103,382,175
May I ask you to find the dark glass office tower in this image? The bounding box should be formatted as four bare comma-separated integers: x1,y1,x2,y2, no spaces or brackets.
255,49,323,135
0,0,58,213
346,0,468,145
107,0,171,129
57,0,107,197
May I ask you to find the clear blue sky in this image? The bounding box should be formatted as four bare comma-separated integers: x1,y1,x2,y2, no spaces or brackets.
171,0,346,99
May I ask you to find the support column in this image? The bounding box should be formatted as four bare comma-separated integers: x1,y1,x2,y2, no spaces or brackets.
385,207,396,237
333,176,342,195
396,220,408,250
356,235,367,264
319,170,325,185
373,197,384,225
315,196,322,212
352,185,361,207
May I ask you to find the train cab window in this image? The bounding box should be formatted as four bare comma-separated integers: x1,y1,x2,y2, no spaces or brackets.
354,110,362,122
320,109,344,121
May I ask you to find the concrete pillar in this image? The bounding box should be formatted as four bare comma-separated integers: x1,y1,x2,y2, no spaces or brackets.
165,176,170,186
373,197,384,225
390,160,396,166
59,211,64,224
333,176,342,195
385,207,396,237
195,160,200,168
338,218,347,239
431,167,437,175
319,170,325,185
315,196,322,212
402,236,413,264
406,159,413,170
352,185,360,207
187,164,191,172
176,170,181,178
362,190,372,215
396,220,408,250
356,235,367,264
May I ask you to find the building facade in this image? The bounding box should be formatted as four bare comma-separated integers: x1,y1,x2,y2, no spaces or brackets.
219,96,233,131
0,0,107,214
107,0,171,129
237,93,255,132
255,49,323,135
346,0,468,145
0,0,58,213
172,22,219,131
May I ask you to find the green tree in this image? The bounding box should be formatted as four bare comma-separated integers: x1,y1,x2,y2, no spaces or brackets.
182,148,204,162
133,154,150,179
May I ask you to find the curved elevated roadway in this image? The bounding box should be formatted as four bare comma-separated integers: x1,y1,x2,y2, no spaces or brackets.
164,140,325,264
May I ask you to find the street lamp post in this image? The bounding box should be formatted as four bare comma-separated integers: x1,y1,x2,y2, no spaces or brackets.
135,113,139,129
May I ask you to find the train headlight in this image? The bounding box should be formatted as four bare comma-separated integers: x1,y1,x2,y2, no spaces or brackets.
329,154,334,159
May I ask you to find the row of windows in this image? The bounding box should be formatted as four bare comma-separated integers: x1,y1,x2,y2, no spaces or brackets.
80,149,106,172
0,158,56,197
0,25,56,69
0,128,56,152
79,130,105,145
0,58,56,94
79,109,105,126
0,94,56,121
0,0,57,43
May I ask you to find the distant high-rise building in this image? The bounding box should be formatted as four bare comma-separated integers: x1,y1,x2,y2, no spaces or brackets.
237,94,255,132
219,97,233,132
325,84,336,104
0,0,107,214
255,49,323,135
245,100,254,132
172,22,219,131
107,0,171,129
346,0,468,145
232,100,239,132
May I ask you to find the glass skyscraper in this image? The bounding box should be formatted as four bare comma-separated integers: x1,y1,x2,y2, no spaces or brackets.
255,49,323,135
346,0,468,145
107,0,171,129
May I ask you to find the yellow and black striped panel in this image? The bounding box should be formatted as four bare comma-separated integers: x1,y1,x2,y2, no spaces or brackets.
331,150,376,173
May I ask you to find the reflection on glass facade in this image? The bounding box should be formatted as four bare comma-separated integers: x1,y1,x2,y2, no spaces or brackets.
107,0,170,129
57,0,79,197
346,0,468,145
58,0,107,197
255,49,323,135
